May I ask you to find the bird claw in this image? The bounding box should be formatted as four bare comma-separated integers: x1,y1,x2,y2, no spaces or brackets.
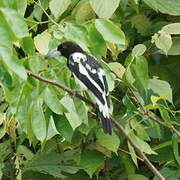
72,89,81,97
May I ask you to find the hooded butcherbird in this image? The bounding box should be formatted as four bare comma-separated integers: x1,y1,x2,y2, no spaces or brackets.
45,41,112,135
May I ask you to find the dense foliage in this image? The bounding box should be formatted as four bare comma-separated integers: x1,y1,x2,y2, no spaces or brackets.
0,0,180,179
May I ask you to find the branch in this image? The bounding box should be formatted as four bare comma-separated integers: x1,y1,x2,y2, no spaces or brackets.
128,89,180,137
27,70,164,180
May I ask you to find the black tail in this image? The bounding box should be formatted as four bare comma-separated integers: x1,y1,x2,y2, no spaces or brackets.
100,112,112,135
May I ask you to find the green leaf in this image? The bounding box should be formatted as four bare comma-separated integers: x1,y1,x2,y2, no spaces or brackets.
128,174,148,180
158,105,171,124
0,46,27,80
46,116,59,140
108,62,125,79
96,129,120,153
74,99,88,125
89,0,120,19
167,37,180,55
0,140,12,161
131,14,151,36
31,99,46,142
0,113,5,139
172,134,180,166
132,56,149,91
148,78,173,103
80,150,104,177
16,0,27,16
34,30,51,55
130,133,157,155
143,0,180,16
49,0,71,19
0,65,12,88
61,22,89,51
0,13,13,47
0,8,28,38
130,118,150,141
162,23,180,35
28,55,47,73
20,36,35,55
17,145,34,160
43,87,66,115
153,32,172,55
25,152,80,178
128,142,138,167
88,24,107,57
72,0,95,22
153,167,180,180
60,96,82,130
0,163,3,179
53,113,73,142
95,19,126,45
132,44,147,58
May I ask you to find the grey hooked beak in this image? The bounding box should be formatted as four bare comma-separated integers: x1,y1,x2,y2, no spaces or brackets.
45,48,61,59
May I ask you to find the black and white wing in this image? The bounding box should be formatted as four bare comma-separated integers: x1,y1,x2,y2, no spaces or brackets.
68,52,112,135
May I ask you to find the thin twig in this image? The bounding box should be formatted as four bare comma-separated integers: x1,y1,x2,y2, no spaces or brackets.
128,88,180,137
33,0,59,26
27,70,164,179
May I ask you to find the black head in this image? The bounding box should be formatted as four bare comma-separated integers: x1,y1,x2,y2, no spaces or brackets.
45,41,84,59
57,41,84,58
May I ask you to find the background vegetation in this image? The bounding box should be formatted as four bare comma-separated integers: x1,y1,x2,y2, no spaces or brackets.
0,0,180,179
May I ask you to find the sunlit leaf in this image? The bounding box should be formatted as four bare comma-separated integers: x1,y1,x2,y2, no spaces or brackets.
89,0,120,19
50,0,71,19
95,19,126,45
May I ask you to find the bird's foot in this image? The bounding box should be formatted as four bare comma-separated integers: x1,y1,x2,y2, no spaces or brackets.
72,89,81,97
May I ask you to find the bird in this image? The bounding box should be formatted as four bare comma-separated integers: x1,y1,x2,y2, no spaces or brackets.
45,41,112,135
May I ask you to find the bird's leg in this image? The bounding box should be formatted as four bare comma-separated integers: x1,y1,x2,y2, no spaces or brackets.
72,89,82,97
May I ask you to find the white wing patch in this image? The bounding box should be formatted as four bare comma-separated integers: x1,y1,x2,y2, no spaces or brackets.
71,52,86,63
78,63,104,94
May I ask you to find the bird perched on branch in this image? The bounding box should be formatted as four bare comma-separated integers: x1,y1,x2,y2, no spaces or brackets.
45,41,112,135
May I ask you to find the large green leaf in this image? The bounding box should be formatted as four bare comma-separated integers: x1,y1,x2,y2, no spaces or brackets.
60,96,82,130
148,78,173,103
96,129,120,153
132,44,147,58
49,0,71,19
0,46,27,80
31,99,47,142
20,36,35,56
162,23,180,35
34,30,51,55
0,8,28,38
95,19,126,45
25,152,80,178
132,56,149,91
143,0,180,16
43,87,66,115
88,24,107,57
72,0,95,22
53,113,73,142
153,32,172,55
130,133,156,155
0,13,13,47
89,0,120,19
60,22,89,51
80,150,104,177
